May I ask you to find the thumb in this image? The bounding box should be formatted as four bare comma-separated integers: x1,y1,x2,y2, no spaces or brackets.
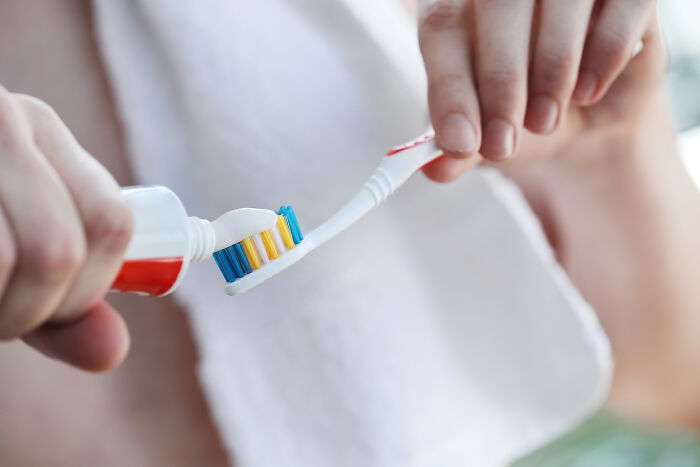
23,300,130,372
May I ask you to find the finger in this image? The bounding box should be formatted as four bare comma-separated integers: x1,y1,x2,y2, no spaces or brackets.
18,95,133,323
23,300,130,372
525,0,596,134
493,110,585,167
474,0,535,160
422,153,482,183
572,0,657,104
0,90,86,339
590,12,666,120
419,0,481,159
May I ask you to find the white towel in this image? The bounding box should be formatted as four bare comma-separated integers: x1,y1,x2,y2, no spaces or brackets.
93,1,612,466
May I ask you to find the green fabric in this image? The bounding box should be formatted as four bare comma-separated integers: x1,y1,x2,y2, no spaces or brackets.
512,412,700,467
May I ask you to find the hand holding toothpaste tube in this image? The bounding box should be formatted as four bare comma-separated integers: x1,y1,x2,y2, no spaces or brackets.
0,90,280,371
0,88,134,371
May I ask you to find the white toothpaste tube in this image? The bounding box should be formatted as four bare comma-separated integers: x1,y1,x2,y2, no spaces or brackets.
112,185,278,296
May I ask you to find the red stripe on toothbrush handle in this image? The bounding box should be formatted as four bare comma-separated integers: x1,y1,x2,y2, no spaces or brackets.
386,130,436,156
111,257,184,296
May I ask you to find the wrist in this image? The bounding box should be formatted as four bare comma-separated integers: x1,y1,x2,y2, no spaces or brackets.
552,90,680,184
546,93,700,429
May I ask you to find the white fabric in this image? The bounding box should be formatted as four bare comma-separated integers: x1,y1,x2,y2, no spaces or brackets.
93,1,612,466
680,126,700,188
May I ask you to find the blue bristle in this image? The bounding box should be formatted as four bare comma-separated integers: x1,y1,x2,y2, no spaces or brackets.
225,247,245,279
284,206,303,244
213,205,303,284
233,242,252,274
277,206,303,245
213,250,235,282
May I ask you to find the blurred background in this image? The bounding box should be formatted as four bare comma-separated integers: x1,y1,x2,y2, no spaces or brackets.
660,1,700,186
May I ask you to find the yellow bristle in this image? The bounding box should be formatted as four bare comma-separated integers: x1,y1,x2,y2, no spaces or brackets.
241,237,261,270
261,230,278,260
277,215,295,250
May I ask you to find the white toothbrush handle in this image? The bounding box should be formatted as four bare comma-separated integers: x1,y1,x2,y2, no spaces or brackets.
307,131,441,248
223,130,442,296
372,132,442,199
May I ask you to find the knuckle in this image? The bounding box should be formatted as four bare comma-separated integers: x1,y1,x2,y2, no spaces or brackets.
595,27,633,63
534,49,579,90
479,69,526,116
482,68,523,92
16,94,59,124
85,196,134,254
19,223,86,285
427,73,475,115
419,0,463,31
429,72,471,98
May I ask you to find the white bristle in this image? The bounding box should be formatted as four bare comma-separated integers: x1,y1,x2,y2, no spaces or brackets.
252,233,269,264
270,226,286,255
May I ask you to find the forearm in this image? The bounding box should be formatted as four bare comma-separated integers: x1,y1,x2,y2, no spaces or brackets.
554,104,698,310
543,93,700,426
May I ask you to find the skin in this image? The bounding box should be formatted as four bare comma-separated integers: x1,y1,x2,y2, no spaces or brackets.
0,0,699,464
418,0,700,428
418,0,657,166
0,1,228,465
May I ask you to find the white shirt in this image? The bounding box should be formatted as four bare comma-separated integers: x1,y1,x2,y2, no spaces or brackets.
93,1,611,465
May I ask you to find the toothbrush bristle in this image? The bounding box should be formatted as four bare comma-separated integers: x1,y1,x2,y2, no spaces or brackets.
213,206,303,283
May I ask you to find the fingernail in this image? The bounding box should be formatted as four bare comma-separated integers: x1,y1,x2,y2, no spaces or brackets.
438,113,478,156
526,95,559,133
482,119,515,160
573,70,598,102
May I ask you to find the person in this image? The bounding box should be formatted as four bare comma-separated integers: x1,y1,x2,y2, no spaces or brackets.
0,0,697,465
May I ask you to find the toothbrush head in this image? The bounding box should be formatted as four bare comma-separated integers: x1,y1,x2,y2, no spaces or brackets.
212,206,308,296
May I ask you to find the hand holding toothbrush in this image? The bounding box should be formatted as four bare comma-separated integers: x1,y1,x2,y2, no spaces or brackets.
420,1,700,425
418,0,659,181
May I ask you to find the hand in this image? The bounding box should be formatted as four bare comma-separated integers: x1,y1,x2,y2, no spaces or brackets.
419,5,700,428
417,0,659,181
0,87,133,371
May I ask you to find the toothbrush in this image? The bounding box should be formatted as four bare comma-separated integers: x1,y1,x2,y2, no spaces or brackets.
112,185,280,296
214,129,442,296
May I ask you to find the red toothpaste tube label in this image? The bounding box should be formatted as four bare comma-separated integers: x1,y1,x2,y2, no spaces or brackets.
112,257,184,296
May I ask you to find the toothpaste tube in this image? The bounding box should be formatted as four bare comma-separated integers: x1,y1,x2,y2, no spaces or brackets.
112,186,277,296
